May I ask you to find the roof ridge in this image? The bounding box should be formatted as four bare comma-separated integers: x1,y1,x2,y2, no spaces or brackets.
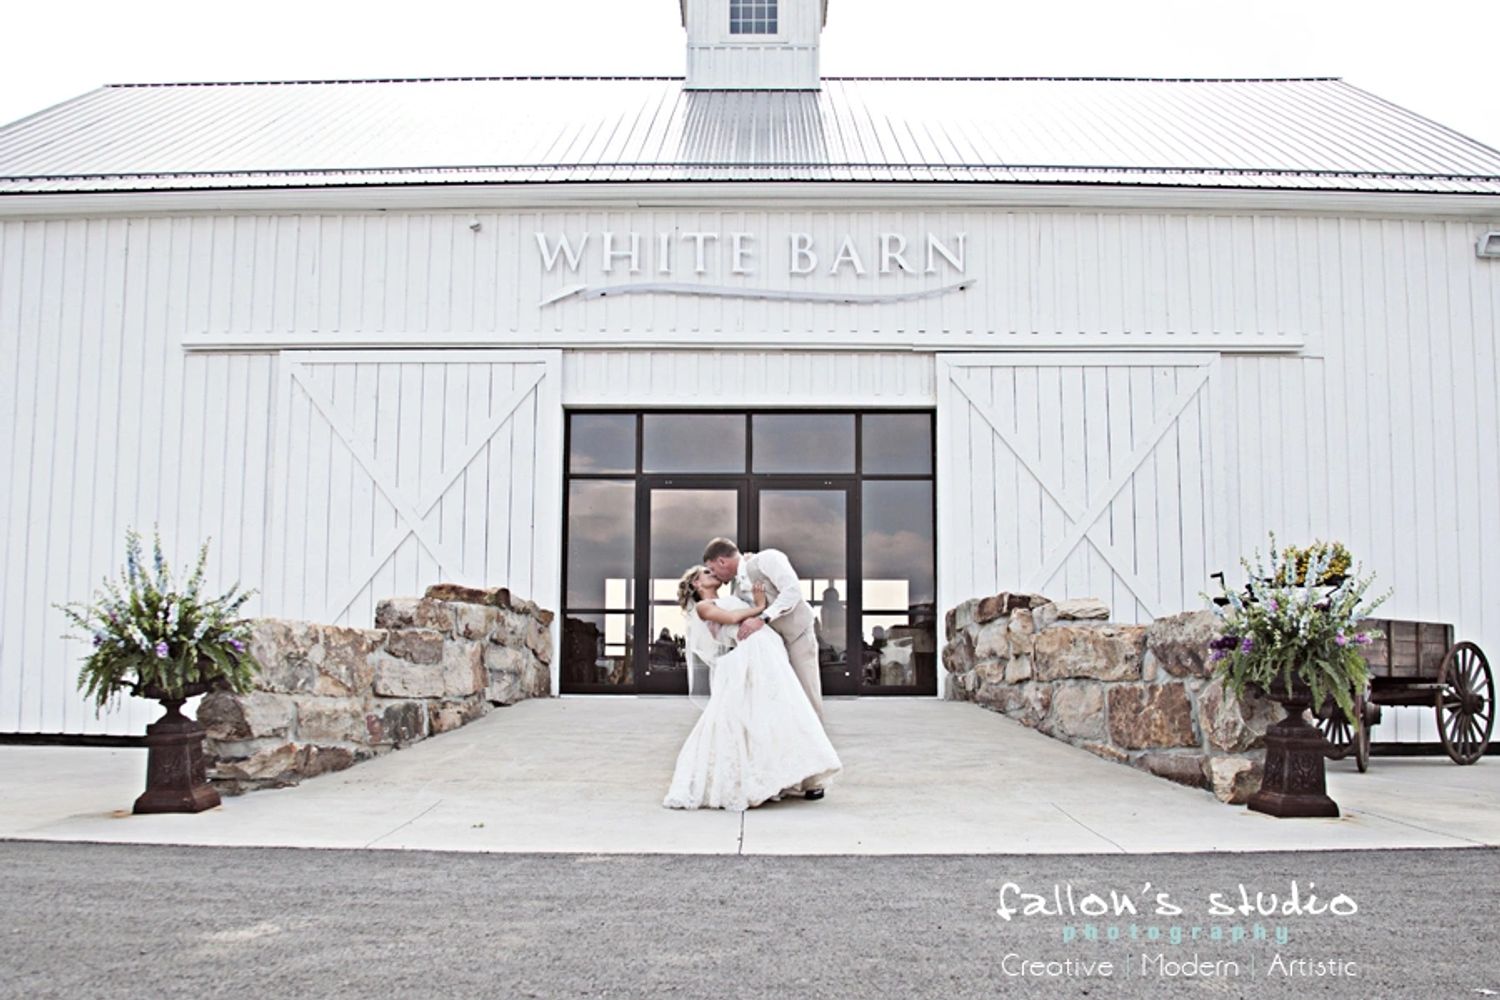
100,74,1346,89
103,75,689,88
828,75,1344,83
7,162,1496,183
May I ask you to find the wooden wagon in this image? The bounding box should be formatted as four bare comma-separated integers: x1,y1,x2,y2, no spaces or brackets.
1316,619,1494,771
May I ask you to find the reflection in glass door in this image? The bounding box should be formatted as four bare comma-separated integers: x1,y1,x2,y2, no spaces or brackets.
860,480,937,693
756,485,855,696
561,478,636,692
639,484,745,694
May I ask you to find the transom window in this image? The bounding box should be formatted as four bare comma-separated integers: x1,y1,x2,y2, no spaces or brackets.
730,0,778,34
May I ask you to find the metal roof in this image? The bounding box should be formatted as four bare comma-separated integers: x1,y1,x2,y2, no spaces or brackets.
2,76,1498,195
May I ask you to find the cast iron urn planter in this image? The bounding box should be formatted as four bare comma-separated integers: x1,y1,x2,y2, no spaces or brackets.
132,680,221,814
1247,676,1340,818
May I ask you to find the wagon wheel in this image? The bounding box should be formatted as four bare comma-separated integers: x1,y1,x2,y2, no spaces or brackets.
1354,693,1372,773
1317,697,1356,760
1436,642,1494,765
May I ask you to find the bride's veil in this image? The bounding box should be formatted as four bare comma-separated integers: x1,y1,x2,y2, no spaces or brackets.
683,609,717,711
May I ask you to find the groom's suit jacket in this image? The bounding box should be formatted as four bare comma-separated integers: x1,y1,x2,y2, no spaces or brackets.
738,549,815,642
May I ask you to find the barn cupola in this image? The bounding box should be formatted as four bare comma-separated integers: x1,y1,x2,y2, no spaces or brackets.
681,0,827,90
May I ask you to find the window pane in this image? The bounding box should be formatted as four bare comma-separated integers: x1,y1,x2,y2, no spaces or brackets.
730,0,777,33
812,580,849,655
862,413,932,475
562,613,633,688
642,414,746,473
760,488,849,679
861,614,936,689
566,481,635,608
753,414,855,473
862,481,935,607
650,488,740,595
648,488,739,696
569,414,635,474
646,604,689,684
759,489,846,580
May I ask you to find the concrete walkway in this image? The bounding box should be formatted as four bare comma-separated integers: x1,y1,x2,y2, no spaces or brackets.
2,698,1496,854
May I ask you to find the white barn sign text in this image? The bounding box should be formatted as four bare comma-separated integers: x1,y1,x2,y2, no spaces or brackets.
535,230,968,277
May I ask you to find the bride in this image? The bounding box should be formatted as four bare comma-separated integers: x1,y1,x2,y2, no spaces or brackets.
663,565,843,811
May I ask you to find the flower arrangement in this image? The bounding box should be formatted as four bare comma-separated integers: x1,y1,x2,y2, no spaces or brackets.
1275,540,1353,587
1207,535,1387,724
58,529,260,711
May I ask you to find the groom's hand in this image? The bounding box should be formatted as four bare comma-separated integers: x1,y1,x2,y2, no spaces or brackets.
737,617,767,641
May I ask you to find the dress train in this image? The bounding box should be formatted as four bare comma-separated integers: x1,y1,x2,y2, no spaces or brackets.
664,626,841,811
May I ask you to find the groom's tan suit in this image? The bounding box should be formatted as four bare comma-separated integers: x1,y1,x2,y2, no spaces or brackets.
735,549,825,723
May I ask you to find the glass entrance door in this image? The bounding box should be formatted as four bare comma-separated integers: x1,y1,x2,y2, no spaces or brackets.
639,482,856,696
754,484,856,696
638,482,746,694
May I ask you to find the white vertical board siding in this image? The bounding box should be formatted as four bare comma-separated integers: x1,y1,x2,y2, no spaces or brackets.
937,353,1221,629
561,350,936,407
175,208,1316,351
1213,218,1500,743
265,351,562,631
0,219,277,735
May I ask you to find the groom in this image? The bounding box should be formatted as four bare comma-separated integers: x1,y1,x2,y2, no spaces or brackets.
703,537,828,799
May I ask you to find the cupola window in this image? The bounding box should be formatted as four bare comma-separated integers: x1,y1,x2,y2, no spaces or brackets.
729,0,778,34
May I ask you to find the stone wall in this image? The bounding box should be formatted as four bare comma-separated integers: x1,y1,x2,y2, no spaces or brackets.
202,584,552,793
943,593,1283,804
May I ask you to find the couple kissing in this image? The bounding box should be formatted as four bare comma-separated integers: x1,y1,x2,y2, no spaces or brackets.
662,537,842,811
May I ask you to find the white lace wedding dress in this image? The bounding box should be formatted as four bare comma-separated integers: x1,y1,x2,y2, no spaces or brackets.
663,595,842,811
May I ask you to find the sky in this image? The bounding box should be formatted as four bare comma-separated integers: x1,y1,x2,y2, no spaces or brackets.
2,0,1498,150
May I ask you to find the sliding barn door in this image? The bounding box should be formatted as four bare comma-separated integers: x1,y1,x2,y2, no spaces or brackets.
938,353,1223,623
266,350,562,628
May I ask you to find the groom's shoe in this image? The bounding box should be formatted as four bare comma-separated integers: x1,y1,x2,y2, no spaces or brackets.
804,788,825,801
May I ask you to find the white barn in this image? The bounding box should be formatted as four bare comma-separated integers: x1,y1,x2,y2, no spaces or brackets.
2,0,1499,738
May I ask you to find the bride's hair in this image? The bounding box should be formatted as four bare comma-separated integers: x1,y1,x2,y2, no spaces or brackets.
677,565,709,612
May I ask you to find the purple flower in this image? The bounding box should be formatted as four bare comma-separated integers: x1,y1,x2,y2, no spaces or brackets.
1267,600,1278,612
92,633,105,648
1356,632,1373,646
153,640,170,659
229,638,246,654
1240,637,1254,653
1335,633,1348,646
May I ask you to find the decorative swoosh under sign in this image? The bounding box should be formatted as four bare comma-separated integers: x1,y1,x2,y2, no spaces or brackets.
540,279,976,307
